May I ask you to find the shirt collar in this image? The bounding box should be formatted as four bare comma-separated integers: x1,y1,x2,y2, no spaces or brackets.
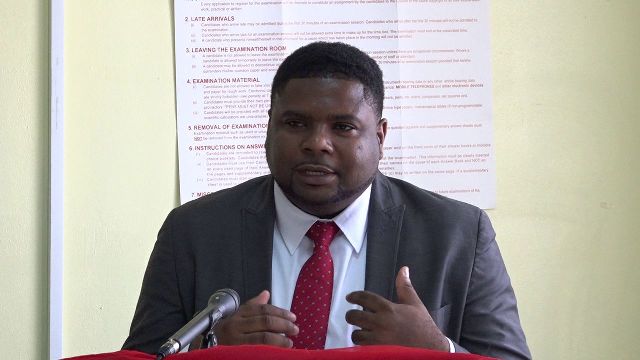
273,182,371,256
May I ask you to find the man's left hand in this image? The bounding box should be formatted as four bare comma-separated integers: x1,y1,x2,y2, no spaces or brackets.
345,266,450,351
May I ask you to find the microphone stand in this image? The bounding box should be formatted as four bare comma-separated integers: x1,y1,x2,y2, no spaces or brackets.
200,312,220,349
156,288,239,359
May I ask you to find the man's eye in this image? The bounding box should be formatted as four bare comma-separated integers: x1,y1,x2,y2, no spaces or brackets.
284,120,305,128
334,123,356,131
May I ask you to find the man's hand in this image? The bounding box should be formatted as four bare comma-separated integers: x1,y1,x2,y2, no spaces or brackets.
345,266,449,351
214,290,299,347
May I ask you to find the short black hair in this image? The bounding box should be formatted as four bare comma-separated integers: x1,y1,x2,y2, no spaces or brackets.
270,42,385,117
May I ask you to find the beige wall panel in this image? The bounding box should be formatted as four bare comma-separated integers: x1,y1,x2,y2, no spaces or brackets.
64,0,178,356
0,1,50,359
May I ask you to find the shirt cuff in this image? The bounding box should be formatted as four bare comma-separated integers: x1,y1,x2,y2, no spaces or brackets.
446,336,455,353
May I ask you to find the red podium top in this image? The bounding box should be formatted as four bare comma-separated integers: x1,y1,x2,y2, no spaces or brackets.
65,345,497,360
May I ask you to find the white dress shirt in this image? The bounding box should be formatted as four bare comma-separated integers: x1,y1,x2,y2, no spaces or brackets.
271,182,370,349
270,182,455,353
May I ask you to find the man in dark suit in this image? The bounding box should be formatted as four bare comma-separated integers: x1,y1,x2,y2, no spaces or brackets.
123,42,531,359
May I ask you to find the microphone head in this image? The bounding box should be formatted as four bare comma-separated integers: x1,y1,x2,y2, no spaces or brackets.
208,288,240,318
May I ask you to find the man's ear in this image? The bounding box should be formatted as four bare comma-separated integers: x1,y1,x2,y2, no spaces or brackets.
265,109,273,151
377,118,388,159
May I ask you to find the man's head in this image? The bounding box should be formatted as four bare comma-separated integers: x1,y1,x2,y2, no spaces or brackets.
265,42,387,218
270,42,385,118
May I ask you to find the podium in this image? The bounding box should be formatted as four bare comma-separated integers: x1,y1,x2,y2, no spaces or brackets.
65,345,497,360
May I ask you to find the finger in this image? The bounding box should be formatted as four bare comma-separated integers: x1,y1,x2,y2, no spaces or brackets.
243,331,294,348
239,314,299,336
346,291,392,313
238,302,296,322
246,290,270,305
395,266,423,306
345,309,378,330
351,329,377,346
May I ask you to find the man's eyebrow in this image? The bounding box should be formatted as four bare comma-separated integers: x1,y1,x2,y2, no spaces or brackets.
279,110,311,119
331,114,360,122
278,110,361,122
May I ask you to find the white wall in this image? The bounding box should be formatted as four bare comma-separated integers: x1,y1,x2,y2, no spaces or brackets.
0,1,50,359
63,0,178,354
491,2,640,357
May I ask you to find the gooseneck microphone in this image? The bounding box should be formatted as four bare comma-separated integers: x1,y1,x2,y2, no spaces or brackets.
156,288,240,359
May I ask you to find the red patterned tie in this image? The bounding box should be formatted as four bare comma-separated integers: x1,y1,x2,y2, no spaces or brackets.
290,221,340,350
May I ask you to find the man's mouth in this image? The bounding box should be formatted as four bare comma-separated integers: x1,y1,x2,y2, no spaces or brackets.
295,164,335,174
294,164,337,185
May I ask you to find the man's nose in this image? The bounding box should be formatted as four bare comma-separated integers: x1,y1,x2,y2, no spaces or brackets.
302,125,334,154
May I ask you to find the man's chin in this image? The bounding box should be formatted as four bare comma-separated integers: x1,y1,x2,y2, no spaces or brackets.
290,186,340,207
282,185,346,216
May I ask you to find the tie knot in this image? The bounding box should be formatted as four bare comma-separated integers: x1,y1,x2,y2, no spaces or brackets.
306,221,340,248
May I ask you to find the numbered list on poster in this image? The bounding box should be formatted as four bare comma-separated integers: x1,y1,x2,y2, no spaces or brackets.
174,0,496,208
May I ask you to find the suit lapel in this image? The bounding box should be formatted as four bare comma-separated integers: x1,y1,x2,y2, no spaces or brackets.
241,176,276,302
238,174,404,302
365,173,405,300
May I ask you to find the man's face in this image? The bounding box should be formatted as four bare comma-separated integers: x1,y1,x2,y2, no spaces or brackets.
265,77,387,218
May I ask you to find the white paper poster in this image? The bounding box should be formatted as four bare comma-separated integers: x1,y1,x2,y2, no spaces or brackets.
174,0,495,208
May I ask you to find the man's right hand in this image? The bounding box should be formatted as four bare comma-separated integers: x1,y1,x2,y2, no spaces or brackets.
214,290,299,348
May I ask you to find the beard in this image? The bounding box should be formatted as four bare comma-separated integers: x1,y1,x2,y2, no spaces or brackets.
277,171,376,217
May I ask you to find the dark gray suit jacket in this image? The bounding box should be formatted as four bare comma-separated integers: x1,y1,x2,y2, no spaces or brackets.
123,173,531,359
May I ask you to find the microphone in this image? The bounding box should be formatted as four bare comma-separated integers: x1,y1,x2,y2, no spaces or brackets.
156,288,240,359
